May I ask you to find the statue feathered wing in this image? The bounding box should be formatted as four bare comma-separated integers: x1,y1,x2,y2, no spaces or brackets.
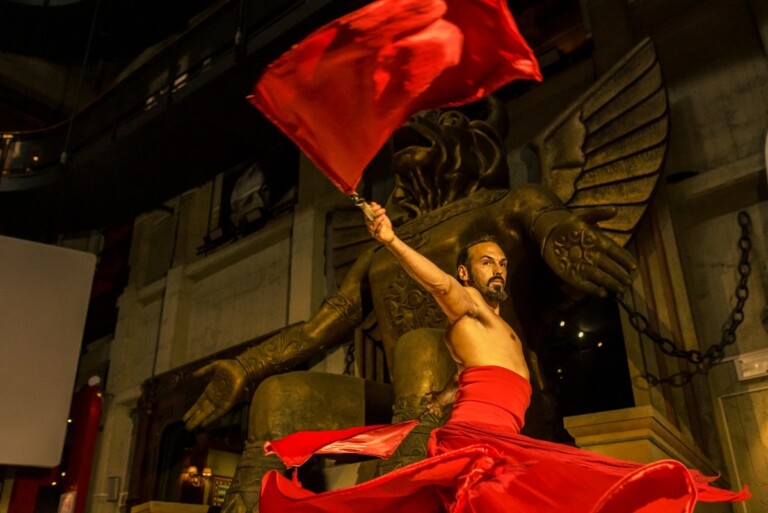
532,37,668,247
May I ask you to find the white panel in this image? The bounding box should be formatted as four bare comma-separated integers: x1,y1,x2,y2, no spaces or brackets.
0,235,95,467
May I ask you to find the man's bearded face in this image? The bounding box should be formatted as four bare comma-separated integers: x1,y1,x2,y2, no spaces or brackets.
465,242,508,303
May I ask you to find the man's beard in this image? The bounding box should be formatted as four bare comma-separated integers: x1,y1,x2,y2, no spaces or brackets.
483,283,508,303
469,272,508,303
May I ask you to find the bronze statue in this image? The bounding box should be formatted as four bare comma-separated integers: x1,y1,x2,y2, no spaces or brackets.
183,38,667,513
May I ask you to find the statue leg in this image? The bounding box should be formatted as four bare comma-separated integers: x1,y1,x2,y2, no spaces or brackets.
223,371,368,513
377,327,456,475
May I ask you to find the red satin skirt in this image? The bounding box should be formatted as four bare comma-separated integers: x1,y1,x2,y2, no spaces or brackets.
260,366,749,513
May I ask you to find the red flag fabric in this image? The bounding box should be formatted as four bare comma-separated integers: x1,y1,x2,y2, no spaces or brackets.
248,0,542,194
264,420,419,468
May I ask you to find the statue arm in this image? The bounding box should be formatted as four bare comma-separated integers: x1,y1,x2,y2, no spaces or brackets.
237,247,373,384
237,295,365,385
503,184,637,297
184,248,373,430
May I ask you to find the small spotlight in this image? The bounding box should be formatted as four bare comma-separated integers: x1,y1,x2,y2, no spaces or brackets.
559,321,565,327
556,368,563,374
61,471,66,477
52,481,58,486
597,341,604,348
32,155,39,162
67,419,72,424
578,331,584,338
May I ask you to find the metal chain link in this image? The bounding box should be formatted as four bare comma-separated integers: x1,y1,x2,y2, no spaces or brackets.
344,341,356,376
616,211,753,386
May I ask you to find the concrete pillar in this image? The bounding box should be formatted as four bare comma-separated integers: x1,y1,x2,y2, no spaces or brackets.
583,0,636,75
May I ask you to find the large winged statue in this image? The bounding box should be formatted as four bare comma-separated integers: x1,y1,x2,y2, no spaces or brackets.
183,38,668,513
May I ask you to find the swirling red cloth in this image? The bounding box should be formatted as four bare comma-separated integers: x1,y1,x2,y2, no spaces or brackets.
260,366,750,512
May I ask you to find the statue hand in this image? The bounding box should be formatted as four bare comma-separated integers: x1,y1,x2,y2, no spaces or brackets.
421,377,458,417
183,359,248,430
541,207,637,298
422,391,452,417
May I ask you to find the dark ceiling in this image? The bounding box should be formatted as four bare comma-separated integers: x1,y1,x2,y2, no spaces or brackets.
0,0,589,239
0,0,217,129
1,0,215,62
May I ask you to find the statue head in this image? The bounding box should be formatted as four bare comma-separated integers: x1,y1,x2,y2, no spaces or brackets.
389,102,510,219
456,235,508,304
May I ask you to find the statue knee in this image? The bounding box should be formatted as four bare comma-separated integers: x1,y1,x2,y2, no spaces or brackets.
393,328,456,399
250,371,366,439
388,328,456,423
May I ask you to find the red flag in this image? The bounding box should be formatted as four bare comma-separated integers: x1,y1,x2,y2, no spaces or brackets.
264,420,419,468
248,0,542,194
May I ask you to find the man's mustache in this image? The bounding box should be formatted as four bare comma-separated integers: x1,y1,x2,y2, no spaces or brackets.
488,276,505,286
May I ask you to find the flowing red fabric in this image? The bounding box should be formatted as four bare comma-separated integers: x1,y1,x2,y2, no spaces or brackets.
248,0,542,194
264,420,419,468
260,366,749,512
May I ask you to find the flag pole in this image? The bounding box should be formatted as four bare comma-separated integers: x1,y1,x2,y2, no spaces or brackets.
349,193,375,221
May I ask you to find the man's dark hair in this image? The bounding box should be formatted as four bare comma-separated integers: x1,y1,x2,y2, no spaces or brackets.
456,234,502,281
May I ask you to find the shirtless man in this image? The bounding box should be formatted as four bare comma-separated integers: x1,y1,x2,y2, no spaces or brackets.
366,201,528,385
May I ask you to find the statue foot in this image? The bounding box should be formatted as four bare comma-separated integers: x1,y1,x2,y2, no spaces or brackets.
221,491,260,513
222,437,285,513
375,396,451,476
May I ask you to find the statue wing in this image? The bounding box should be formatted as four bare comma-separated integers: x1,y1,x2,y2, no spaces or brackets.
531,38,668,247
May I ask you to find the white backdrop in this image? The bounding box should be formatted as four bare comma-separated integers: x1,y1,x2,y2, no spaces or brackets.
0,235,95,467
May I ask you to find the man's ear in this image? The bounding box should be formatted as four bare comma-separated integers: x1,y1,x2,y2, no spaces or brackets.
457,265,469,284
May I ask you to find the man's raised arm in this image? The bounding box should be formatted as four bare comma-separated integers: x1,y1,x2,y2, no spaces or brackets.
367,202,474,322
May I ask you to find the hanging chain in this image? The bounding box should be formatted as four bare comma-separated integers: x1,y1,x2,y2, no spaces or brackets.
344,340,356,376
616,211,753,386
